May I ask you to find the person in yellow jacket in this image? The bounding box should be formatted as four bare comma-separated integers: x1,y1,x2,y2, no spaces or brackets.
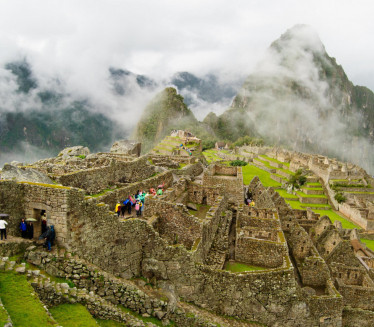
115,202,121,217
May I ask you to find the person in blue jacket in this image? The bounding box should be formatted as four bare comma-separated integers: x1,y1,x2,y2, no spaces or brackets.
20,218,27,238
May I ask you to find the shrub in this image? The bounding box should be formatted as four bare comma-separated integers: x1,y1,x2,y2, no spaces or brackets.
334,192,346,203
288,169,307,190
229,160,248,166
202,139,216,151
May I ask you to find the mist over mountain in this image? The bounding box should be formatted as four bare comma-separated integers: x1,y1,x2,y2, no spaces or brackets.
0,60,123,165
109,67,157,96
0,58,240,165
205,25,374,174
169,72,242,120
1,25,374,174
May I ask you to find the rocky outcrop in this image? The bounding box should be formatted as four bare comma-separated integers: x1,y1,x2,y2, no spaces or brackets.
1,164,54,184
110,140,141,157
58,146,90,158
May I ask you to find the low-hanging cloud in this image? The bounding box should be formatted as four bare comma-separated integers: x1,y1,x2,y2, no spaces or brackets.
238,25,374,174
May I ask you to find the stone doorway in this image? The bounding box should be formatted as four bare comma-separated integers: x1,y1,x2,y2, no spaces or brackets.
32,208,45,239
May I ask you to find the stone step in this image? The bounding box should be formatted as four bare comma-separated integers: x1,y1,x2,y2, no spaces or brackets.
258,156,283,168
276,169,293,179
307,176,319,183
147,215,158,227
302,188,325,195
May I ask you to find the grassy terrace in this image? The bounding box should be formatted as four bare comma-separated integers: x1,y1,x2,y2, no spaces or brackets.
275,188,298,199
225,261,266,272
242,164,281,187
50,303,98,327
0,272,56,326
313,210,359,229
242,162,360,230
296,191,327,198
285,200,331,209
361,239,374,252
259,154,290,167
202,149,222,164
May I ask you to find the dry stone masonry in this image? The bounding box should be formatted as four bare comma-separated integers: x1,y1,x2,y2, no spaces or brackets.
1,138,374,326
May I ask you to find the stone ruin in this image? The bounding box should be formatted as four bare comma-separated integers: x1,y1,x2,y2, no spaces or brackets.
1,141,374,326
237,145,374,232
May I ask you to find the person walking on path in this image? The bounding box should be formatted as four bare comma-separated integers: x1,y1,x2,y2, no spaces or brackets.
121,201,127,217
135,201,142,217
20,218,27,238
43,225,56,251
126,196,132,215
0,218,7,240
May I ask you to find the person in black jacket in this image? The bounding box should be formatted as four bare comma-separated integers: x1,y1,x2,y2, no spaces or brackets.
27,222,34,239
41,225,56,251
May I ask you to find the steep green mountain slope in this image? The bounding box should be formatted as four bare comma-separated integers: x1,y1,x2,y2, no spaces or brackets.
135,87,216,152
205,25,374,173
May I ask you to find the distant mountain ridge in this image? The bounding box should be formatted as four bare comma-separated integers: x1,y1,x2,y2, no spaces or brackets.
0,60,119,164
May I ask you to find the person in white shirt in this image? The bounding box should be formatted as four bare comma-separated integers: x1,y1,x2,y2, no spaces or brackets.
0,219,8,240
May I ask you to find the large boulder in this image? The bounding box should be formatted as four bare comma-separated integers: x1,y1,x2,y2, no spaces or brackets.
110,140,141,157
1,164,54,184
58,146,90,158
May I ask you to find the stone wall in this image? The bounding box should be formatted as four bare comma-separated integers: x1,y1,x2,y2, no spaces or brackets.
0,180,72,243
0,180,25,234
173,162,204,178
58,156,156,194
24,250,221,327
62,190,337,326
187,183,221,206
146,198,202,250
235,231,287,268
203,166,243,203
342,306,374,327
0,240,32,257
339,202,374,230
235,209,288,268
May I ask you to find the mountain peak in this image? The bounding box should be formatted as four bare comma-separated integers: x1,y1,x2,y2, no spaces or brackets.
270,24,325,56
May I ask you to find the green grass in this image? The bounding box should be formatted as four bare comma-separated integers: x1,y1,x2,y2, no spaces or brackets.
90,188,115,198
225,262,266,272
97,319,128,326
242,164,281,187
306,182,322,187
345,191,374,194
304,188,324,191
285,200,331,210
178,163,187,169
361,239,374,252
259,155,291,167
0,272,56,326
313,210,360,229
50,303,97,327
254,158,277,170
275,189,298,199
0,302,9,326
296,191,327,198
202,149,221,163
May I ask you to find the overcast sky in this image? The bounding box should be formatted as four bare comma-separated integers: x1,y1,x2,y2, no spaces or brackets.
0,0,373,92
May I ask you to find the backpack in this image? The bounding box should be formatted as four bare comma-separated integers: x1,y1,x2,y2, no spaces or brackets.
135,203,140,211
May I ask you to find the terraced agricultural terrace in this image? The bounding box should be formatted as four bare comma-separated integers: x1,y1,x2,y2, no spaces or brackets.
1,132,374,326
